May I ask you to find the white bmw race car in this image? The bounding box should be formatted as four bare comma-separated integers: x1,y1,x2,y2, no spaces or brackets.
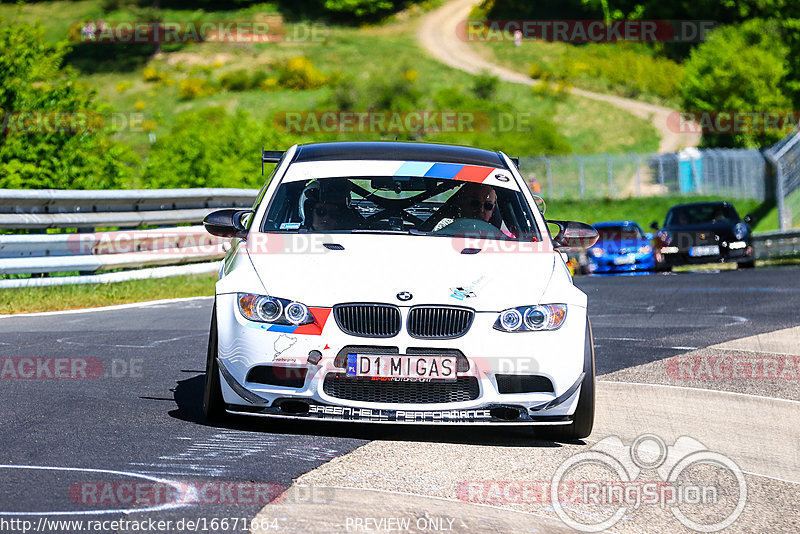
202,142,599,439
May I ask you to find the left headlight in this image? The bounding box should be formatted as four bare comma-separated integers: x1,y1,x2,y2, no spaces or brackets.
638,245,652,254
237,293,314,325
494,304,567,332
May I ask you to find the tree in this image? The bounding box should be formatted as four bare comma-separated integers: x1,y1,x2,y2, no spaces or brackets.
680,19,791,148
140,107,288,188
0,20,137,189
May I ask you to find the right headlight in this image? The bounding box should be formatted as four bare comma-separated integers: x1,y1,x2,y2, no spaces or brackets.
733,223,747,241
494,304,567,332
237,293,314,325
589,247,605,258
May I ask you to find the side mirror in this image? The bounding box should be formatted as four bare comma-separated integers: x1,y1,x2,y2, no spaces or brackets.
743,213,754,225
649,221,659,231
203,209,252,239
547,220,599,250
532,195,546,214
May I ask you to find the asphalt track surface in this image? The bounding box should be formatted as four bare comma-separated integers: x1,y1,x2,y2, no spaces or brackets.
1,266,799,533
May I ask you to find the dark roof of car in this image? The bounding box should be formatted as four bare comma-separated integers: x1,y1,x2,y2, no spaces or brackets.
668,201,733,210
593,220,641,228
293,142,509,168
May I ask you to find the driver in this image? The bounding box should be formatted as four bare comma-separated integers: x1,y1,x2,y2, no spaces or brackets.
301,181,361,231
457,183,497,223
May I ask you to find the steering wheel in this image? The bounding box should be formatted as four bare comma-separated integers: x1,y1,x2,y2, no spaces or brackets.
432,217,505,238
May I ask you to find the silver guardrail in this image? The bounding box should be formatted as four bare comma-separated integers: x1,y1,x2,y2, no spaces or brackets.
0,188,259,288
0,188,258,229
752,230,800,260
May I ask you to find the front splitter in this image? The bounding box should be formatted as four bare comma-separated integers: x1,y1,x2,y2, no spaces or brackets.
225,401,572,425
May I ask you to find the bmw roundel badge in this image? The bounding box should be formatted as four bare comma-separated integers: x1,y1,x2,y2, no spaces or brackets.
396,291,413,301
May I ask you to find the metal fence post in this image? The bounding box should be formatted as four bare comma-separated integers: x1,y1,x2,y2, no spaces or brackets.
543,156,553,198
657,157,664,187
577,156,585,198
635,155,641,197
766,152,787,231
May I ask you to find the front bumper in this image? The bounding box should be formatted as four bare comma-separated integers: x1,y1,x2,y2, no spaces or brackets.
588,253,655,273
657,244,753,266
213,294,587,425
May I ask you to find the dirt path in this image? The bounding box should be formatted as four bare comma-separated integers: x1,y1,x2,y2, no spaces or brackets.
417,0,700,154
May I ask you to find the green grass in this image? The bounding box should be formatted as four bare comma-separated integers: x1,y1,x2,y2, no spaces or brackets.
468,35,683,107
0,273,216,314
0,0,105,42
753,187,800,232
545,195,767,230
4,0,659,160
98,22,658,157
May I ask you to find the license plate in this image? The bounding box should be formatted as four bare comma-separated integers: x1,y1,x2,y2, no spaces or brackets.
346,353,458,381
613,254,635,265
689,245,720,257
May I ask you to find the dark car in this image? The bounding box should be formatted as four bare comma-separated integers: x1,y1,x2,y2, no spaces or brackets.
650,201,755,270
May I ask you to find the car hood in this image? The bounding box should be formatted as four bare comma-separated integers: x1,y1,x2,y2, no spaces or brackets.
245,233,558,311
664,222,741,233
594,239,650,253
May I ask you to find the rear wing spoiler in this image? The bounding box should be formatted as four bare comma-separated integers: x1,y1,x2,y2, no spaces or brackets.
262,149,284,175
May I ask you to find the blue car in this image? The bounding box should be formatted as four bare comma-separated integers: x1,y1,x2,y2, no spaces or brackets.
587,221,655,273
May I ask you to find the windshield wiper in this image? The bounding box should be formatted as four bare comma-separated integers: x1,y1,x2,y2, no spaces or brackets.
351,229,412,234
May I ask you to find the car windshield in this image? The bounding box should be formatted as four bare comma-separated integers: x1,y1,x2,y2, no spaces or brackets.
665,204,740,226
595,225,644,241
260,176,541,241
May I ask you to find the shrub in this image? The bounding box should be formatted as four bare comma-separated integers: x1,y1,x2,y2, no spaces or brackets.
529,61,544,79
680,19,791,148
261,77,279,92
178,78,216,100
472,71,499,100
140,107,290,189
0,21,137,189
219,69,253,91
142,66,164,82
275,56,328,90
116,81,132,93
134,100,146,111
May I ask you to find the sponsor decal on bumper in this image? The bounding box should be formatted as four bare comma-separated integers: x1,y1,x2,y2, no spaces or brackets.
307,405,492,422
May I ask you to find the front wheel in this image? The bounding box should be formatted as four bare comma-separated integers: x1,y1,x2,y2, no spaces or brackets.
539,320,595,441
203,303,226,421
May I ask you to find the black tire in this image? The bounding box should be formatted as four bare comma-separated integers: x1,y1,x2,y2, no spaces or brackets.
737,259,756,269
203,303,226,421
540,320,595,441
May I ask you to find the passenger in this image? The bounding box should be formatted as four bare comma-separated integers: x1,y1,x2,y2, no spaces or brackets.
457,183,497,223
